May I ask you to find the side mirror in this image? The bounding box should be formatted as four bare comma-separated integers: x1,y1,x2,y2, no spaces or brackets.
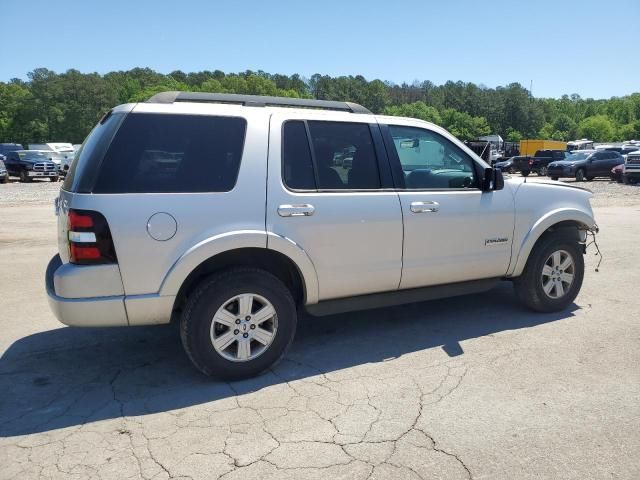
482,167,505,191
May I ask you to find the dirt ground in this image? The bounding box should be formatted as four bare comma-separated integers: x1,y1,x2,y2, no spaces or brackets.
0,179,639,480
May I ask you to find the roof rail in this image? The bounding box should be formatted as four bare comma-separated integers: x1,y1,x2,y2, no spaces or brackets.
146,91,372,114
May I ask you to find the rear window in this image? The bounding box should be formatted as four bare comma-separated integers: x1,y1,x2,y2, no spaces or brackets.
63,111,126,192
92,113,247,194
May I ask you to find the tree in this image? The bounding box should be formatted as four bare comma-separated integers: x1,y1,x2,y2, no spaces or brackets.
384,101,441,124
0,66,637,146
576,115,615,142
440,109,491,141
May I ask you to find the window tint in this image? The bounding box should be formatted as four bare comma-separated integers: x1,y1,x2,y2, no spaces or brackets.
388,125,478,189
93,113,246,193
282,121,316,189
307,121,380,190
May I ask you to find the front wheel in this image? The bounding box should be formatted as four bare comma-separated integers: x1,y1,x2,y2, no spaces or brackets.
180,268,297,379
575,169,586,182
19,171,31,183
513,230,584,313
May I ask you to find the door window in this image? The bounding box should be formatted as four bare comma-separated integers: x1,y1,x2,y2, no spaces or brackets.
282,120,381,191
388,125,478,189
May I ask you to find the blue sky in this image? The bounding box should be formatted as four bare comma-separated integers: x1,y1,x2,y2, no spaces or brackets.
2,0,638,99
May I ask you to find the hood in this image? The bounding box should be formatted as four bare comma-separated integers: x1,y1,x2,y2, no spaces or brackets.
504,176,592,194
548,160,582,167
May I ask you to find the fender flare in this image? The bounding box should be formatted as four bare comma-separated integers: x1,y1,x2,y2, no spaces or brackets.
158,230,319,304
509,208,596,277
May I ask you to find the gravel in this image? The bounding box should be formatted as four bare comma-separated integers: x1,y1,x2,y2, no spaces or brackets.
0,179,62,207
1,176,639,208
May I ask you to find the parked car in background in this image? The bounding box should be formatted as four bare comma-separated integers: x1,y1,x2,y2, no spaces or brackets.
494,156,518,173
548,150,624,181
4,150,59,182
29,143,75,176
566,139,594,152
0,157,9,183
619,145,640,160
513,149,568,176
624,150,640,184
611,164,624,183
0,143,24,158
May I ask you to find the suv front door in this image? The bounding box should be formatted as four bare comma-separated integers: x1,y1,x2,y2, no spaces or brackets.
267,112,403,301
382,122,514,289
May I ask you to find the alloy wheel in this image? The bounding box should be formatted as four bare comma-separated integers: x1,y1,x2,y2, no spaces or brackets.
541,250,575,299
210,293,278,362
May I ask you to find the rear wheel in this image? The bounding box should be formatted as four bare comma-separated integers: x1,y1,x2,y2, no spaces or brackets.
180,268,297,379
538,166,548,176
575,169,585,182
551,177,559,181
514,230,584,313
0,174,7,184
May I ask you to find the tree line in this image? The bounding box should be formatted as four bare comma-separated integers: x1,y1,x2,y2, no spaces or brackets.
1,67,639,146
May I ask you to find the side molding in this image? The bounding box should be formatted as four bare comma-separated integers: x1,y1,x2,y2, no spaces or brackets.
508,208,596,277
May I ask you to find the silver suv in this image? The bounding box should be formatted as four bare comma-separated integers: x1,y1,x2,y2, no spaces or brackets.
46,92,598,379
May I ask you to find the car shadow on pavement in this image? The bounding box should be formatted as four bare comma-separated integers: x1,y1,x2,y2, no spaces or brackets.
0,282,577,437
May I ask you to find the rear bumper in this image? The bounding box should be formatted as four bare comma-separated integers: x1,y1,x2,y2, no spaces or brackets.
46,255,128,326
46,255,175,327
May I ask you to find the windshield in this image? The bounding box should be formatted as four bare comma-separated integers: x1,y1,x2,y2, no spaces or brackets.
565,152,590,161
17,151,51,161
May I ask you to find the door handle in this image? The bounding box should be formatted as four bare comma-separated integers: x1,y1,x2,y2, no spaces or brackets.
410,201,439,213
278,204,315,217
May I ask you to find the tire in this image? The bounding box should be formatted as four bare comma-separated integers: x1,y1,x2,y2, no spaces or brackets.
513,230,584,313
538,166,548,176
575,169,585,182
51,176,59,182
551,177,559,181
0,175,7,184
521,170,530,178
19,171,31,183
180,268,297,380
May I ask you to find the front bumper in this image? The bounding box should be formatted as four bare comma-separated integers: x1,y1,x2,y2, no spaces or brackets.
28,171,57,177
547,166,573,177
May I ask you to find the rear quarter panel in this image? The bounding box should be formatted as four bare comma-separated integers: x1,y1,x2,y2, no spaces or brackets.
60,103,270,296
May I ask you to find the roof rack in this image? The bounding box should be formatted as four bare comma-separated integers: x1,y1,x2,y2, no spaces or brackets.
146,91,372,114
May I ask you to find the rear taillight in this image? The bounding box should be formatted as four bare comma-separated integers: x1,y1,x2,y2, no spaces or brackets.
528,159,534,165
67,209,117,265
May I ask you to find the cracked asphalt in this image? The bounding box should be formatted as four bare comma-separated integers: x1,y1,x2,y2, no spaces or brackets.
1,184,639,479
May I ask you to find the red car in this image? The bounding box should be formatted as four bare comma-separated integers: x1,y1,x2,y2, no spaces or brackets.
611,164,624,183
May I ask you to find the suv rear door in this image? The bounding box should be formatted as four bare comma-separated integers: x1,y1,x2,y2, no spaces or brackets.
267,111,403,301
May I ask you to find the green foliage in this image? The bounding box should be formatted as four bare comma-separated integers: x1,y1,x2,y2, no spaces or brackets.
440,109,491,141
384,101,442,124
0,68,638,145
576,115,615,142
505,128,523,142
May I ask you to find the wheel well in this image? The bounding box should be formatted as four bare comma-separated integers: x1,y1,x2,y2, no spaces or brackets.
171,248,305,322
536,220,586,247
